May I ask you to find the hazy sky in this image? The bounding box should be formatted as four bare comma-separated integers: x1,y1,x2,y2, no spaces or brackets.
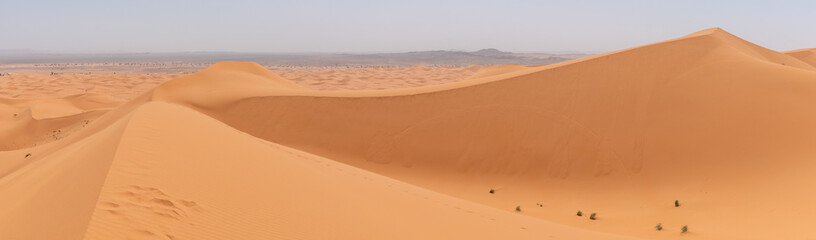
2,0,814,53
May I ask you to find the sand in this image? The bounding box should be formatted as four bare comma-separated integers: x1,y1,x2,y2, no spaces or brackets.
277,65,487,90
1,28,815,239
785,48,816,67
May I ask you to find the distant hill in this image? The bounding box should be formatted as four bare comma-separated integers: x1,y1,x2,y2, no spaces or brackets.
0,50,592,66
471,48,511,56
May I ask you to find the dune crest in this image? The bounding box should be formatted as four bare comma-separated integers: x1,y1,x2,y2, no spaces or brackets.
784,48,816,67
149,28,816,239
2,28,816,239
82,102,634,239
0,92,122,150
682,28,815,70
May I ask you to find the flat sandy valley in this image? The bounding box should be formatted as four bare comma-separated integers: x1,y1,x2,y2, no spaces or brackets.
2,28,816,239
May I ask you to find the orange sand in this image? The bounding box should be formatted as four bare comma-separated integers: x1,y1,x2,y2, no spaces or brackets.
277,65,486,90
785,48,816,67
1,28,815,239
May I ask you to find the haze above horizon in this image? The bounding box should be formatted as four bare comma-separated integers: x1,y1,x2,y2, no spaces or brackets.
2,0,814,53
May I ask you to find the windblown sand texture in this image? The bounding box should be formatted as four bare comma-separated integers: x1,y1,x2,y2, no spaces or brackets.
1,28,815,239
785,48,816,67
277,65,487,90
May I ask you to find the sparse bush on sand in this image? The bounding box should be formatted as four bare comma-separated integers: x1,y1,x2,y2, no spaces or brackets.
489,189,494,194
681,225,688,233
675,200,680,207
577,210,582,216
589,213,597,220
655,223,662,231
515,205,521,212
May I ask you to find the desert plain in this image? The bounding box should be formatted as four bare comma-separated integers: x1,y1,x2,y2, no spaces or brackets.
1,28,816,239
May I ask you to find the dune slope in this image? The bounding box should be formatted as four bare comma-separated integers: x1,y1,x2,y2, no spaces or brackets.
2,28,816,239
784,48,816,67
152,28,816,239
82,102,633,239
0,93,122,150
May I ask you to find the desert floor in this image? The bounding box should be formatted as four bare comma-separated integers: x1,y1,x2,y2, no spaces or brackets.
1,28,816,239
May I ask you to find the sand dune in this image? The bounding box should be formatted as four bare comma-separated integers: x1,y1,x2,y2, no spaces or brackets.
83,102,632,239
785,48,816,67
0,93,122,150
278,65,487,90
0,73,182,100
1,28,815,239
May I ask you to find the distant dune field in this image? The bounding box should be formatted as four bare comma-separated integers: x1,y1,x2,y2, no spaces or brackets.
1,28,816,239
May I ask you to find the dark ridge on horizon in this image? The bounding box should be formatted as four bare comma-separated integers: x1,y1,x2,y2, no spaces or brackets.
0,49,594,66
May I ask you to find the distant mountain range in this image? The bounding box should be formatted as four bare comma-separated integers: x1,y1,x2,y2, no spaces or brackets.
0,49,595,66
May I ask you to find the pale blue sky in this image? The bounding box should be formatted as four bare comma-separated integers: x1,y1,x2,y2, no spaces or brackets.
1,0,814,53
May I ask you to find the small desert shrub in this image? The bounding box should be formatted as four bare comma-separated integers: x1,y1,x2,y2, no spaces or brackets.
25,153,31,158
515,205,521,212
675,200,680,207
681,225,688,233
589,213,597,220
655,223,662,231
576,210,582,216
489,189,494,194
